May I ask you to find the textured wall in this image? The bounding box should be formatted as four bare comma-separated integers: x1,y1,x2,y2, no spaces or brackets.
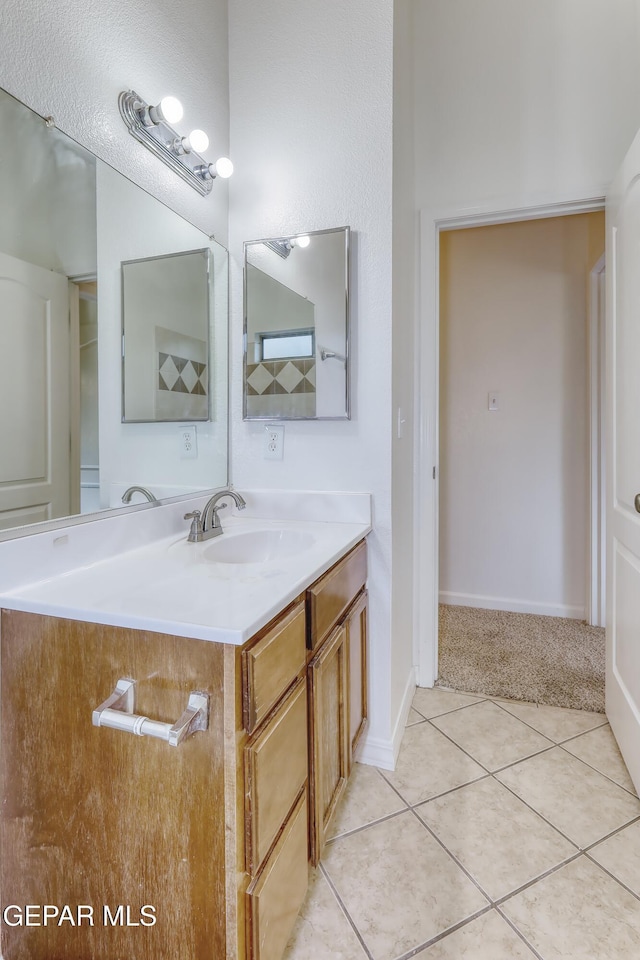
391,0,417,735
0,0,230,240
414,0,640,211
228,0,398,756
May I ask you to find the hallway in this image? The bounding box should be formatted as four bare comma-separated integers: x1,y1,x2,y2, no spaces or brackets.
284,687,640,960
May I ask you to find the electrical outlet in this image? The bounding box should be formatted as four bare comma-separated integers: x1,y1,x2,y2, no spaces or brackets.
179,424,198,459
264,423,284,460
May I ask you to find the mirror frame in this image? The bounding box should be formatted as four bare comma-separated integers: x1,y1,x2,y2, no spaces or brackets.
242,225,351,421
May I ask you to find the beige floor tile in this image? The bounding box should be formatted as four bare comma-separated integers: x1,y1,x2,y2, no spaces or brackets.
431,701,552,771
496,748,640,847
589,820,640,896
412,687,483,719
413,910,537,959
416,777,577,900
407,707,426,726
501,856,640,959
496,698,606,742
562,724,637,794
283,868,368,960
327,763,406,840
322,811,487,960
382,722,486,806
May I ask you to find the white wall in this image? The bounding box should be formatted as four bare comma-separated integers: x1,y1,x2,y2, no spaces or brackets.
414,0,640,212
413,0,640,683
391,0,418,732
0,0,230,241
228,1,402,762
439,214,605,618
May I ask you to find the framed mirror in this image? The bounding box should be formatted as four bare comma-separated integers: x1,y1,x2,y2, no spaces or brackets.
122,248,212,422
0,84,229,540
243,226,350,420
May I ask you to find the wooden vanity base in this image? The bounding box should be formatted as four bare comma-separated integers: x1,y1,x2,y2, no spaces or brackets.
1,540,368,960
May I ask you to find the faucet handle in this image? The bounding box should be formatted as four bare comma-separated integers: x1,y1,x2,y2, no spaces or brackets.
210,502,228,528
184,510,203,542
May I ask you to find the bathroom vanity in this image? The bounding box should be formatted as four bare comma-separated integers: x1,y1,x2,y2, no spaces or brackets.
0,502,369,960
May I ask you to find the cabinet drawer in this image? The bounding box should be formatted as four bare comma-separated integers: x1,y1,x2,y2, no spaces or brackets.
243,600,306,734
307,540,367,651
246,790,309,960
245,677,308,874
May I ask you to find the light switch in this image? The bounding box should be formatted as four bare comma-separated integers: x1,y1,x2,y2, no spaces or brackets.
488,392,499,412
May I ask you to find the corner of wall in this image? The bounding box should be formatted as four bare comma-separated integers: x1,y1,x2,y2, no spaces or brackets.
357,665,415,771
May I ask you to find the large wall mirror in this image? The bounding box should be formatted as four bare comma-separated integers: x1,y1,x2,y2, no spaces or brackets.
0,85,228,540
243,226,350,420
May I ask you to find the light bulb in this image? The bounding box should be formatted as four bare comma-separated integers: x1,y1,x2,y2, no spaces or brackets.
147,95,184,126
292,235,311,249
187,129,209,153
209,157,234,179
159,96,183,124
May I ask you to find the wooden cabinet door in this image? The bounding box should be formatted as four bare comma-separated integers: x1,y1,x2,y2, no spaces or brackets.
1,610,228,960
246,790,309,960
244,677,308,874
308,623,349,865
346,589,368,771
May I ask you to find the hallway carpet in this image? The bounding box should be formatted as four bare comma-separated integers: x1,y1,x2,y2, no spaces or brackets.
436,605,606,713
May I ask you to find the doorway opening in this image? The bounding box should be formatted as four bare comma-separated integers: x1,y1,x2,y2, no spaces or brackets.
414,200,606,709
70,276,99,517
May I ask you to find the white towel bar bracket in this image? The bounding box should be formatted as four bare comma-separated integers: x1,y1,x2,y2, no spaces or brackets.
92,677,209,747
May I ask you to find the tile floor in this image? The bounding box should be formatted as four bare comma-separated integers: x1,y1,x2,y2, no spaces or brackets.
283,688,640,960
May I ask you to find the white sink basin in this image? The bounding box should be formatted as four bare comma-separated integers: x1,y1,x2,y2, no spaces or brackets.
202,529,316,564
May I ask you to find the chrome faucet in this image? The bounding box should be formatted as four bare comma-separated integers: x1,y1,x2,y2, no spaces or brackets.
184,489,247,543
122,485,158,504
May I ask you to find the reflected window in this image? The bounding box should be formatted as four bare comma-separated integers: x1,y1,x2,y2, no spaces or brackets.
259,328,315,361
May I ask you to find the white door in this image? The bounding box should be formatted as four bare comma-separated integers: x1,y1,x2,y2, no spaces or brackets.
0,251,71,530
605,131,640,796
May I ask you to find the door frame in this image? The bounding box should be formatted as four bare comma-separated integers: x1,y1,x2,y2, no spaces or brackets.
414,196,606,688
588,254,606,627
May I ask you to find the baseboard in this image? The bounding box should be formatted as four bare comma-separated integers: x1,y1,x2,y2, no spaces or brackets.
357,666,415,771
439,591,585,621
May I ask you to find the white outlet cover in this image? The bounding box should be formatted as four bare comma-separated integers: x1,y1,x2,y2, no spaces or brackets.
180,424,198,459
264,423,284,460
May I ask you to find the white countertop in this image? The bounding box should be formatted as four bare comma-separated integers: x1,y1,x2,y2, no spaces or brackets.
0,500,371,644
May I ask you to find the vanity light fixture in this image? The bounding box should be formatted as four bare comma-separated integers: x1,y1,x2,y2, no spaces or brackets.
118,90,233,196
264,235,312,259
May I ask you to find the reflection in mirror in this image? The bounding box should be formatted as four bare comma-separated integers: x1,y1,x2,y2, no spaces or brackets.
243,226,350,420
0,85,228,540
122,249,212,422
